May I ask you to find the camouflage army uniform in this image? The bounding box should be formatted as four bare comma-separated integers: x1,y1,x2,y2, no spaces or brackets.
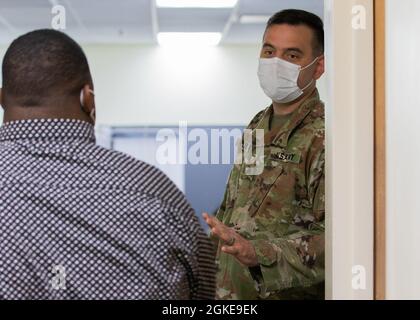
214,89,325,300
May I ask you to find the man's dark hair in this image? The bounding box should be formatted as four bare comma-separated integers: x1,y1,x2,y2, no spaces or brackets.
265,9,324,56
2,29,91,107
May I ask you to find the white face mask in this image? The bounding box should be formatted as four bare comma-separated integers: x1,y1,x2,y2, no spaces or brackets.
257,57,318,104
80,88,96,122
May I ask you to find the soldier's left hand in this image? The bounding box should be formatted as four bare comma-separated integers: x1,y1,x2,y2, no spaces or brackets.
203,213,259,267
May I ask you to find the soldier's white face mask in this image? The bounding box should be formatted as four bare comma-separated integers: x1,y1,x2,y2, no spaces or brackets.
257,56,318,104
80,88,96,122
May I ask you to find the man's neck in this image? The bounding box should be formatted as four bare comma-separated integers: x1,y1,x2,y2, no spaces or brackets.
272,86,316,117
2,105,92,125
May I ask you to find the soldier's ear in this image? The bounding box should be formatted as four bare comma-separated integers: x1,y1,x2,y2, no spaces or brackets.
314,54,325,80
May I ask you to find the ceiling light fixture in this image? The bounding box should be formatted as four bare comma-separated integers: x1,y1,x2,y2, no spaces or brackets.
239,15,271,24
157,32,222,46
156,0,238,9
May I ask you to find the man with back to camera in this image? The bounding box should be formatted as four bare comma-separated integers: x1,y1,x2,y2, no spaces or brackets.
203,9,326,300
0,29,216,300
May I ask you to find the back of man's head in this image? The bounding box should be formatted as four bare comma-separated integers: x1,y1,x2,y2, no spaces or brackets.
1,29,92,108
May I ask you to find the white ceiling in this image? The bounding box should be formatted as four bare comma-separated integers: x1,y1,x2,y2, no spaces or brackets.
0,0,324,45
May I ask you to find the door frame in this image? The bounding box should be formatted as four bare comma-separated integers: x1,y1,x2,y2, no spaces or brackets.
374,0,386,300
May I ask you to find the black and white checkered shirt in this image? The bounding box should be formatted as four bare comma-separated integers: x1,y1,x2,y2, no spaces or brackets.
0,118,216,300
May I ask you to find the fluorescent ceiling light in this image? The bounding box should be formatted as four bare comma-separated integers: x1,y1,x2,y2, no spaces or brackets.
156,0,238,8
157,32,222,46
239,15,271,24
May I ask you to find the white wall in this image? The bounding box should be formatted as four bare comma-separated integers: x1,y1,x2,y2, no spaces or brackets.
0,44,327,126
386,0,420,300
324,0,374,300
86,44,269,126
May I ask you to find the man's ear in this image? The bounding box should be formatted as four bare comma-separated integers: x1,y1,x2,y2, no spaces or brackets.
80,84,95,114
314,54,325,80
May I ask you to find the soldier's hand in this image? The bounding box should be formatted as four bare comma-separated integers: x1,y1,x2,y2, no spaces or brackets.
202,213,258,267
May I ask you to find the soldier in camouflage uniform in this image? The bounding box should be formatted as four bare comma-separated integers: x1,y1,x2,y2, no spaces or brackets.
203,9,325,300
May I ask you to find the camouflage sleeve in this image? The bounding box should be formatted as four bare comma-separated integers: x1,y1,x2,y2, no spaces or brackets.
249,146,325,297
212,109,267,243
211,185,229,247
211,164,238,246
215,172,230,221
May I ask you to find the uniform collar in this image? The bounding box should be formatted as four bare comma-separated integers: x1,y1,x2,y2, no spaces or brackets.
0,118,96,143
257,89,322,148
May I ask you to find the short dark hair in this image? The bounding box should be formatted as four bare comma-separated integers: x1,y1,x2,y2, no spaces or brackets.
2,29,92,107
265,9,324,56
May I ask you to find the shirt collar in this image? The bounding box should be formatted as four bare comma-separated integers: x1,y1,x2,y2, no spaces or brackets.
0,118,96,143
257,89,322,148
